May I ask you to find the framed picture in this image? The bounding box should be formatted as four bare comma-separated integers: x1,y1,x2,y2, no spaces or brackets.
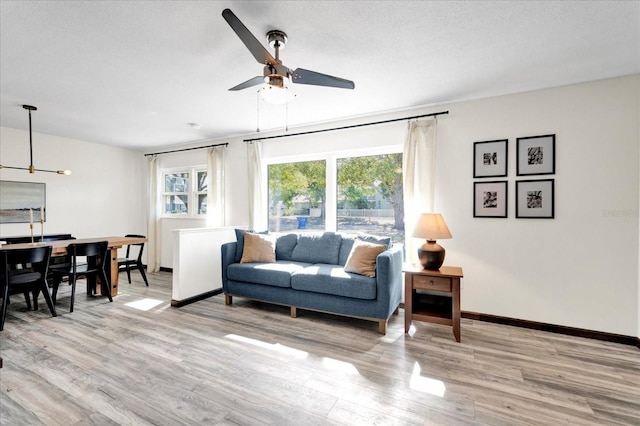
517,134,555,175
0,180,46,223
474,181,508,218
473,139,508,178
516,179,554,219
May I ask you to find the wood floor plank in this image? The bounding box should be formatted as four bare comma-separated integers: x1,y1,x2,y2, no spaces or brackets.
1,271,638,425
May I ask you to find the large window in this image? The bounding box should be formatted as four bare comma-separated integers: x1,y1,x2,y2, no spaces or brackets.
268,160,326,232
162,167,207,216
266,150,404,243
337,153,404,242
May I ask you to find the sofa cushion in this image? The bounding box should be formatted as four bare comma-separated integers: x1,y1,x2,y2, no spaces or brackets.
338,234,357,266
227,261,311,288
338,233,392,266
291,264,377,300
290,232,342,265
344,239,387,277
275,233,298,260
357,232,392,249
240,233,276,263
234,229,268,262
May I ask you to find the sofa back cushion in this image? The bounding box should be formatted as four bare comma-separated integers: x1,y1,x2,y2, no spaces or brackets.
338,234,357,266
275,233,298,260
290,232,342,265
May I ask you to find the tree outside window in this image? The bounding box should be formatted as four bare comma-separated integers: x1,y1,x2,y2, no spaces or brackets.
268,160,326,231
337,153,404,243
266,153,404,243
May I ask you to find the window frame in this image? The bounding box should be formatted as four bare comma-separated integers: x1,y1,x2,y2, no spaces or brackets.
161,166,207,218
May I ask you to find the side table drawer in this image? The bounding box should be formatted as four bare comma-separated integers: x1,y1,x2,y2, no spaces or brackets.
413,275,452,292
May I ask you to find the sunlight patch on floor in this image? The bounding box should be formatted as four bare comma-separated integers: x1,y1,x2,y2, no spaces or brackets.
124,298,164,311
410,362,446,397
225,334,308,359
321,357,360,374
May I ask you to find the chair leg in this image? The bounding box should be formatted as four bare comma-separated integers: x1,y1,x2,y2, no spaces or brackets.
51,277,60,305
1,281,10,331
126,265,132,284
100,271,113,302
23,292,33,310
138,262,149,286
39,280,57,318
31,289,41,311
69,277,76,313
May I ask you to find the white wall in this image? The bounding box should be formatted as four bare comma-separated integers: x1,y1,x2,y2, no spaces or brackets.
0,127,146,257
436,75,639,337
4,75,635,337
210,75,639,336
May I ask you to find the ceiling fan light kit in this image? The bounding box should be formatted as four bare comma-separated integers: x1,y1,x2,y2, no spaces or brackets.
0,105,71,176
222,8,354,106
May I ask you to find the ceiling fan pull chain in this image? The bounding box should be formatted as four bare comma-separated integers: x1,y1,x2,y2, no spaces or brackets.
256,90,261,133
285,98,289,132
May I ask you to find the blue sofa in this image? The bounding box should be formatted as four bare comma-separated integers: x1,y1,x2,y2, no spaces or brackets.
221,230,403,334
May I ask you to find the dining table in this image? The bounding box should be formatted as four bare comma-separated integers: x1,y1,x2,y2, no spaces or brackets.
0,236,147,297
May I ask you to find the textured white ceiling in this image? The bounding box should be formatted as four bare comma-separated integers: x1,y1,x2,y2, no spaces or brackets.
1,0,638,151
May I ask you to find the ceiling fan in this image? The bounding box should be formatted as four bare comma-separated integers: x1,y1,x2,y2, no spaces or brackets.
222,9,355,93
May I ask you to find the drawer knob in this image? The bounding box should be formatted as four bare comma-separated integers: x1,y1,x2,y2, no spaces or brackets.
429,280,435,285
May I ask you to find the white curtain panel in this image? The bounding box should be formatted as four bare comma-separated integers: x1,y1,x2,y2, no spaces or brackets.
206,146,226,227
247,141,267,230
146,155,160,273
403,118,438,264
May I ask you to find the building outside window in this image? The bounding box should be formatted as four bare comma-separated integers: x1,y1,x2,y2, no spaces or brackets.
162,167,207,216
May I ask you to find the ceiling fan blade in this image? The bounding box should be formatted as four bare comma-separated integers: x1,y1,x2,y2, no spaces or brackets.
291,68,355,89
222,9,277,66
229,76,264,91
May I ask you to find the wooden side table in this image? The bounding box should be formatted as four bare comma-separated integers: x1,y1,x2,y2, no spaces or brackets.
403,264,464,342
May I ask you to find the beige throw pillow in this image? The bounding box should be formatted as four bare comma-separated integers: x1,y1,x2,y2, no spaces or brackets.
344,239,386,277
240,232,276,263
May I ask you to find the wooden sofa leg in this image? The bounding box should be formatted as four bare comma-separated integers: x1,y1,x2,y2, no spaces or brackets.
291,306,297,318
378,320,387,335
225,294,232,305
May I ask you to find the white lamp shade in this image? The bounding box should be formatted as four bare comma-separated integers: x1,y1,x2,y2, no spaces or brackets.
412,213,452,240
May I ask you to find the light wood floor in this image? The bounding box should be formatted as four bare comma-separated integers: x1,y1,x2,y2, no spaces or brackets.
1,271,638,425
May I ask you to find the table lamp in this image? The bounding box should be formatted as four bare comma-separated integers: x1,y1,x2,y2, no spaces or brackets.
412,213,452,270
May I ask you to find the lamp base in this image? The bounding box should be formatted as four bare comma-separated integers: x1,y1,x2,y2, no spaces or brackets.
417,240,445,270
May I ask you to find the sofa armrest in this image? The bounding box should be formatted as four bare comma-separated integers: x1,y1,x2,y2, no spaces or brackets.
375,245,404,318
221,241,237,292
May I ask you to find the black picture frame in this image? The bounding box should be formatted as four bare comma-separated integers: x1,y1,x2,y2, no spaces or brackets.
516,179,554,219
473,181,508,218
0,180,46,223
473,139,508,178
516,134,555,176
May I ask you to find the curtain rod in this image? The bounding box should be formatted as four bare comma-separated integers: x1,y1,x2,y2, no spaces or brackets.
144,142,228,157
243,110,448,143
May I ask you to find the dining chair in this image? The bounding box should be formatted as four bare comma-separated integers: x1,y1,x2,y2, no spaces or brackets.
1,245,57,331
50,241,112,312
117,234,148,286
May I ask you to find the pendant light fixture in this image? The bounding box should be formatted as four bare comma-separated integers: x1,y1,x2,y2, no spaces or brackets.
0,105,72,175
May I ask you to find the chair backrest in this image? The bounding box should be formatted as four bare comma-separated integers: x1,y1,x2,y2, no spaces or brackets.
2,245,53,276
67,241,108,271
124,234,145,261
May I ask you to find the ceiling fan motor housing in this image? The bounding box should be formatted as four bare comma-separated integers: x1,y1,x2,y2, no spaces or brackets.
263,64,291,87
